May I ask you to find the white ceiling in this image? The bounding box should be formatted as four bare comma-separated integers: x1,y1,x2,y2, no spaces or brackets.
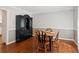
16,6,74,14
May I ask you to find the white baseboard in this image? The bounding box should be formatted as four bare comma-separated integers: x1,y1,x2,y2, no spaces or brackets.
59,37,78,46
6,40,16,45
59,38,73,41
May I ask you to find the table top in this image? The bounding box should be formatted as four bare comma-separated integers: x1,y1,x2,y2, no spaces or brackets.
42,31,59,37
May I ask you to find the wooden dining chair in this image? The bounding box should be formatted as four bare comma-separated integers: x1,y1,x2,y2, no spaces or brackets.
52,32,59,52
35,31,49,53
45,28,52,32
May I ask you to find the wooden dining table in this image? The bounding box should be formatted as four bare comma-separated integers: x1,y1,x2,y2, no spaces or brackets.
43,31,59,52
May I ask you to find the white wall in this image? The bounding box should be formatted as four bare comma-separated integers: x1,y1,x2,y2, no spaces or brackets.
0,6,76,44
73,7,78,43
0,6,32,45
0,10,2,23
33,10,74,39
73,7,78,30
33,10,73,30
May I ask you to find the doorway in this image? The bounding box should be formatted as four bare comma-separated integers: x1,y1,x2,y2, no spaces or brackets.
0,9,7,44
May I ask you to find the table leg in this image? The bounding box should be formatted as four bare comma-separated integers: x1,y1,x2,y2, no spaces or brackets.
49,36,53,52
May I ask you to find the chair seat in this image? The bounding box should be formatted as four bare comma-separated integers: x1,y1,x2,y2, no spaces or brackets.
38,41,49,47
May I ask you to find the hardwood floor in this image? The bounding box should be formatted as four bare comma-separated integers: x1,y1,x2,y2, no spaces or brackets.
0,37,78,53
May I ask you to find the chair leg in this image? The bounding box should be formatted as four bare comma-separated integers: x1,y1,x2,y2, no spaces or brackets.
45,45,47,53
57,40,59,53
37,47,39,53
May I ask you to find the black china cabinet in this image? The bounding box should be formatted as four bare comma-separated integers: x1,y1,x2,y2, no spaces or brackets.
16,14,32,42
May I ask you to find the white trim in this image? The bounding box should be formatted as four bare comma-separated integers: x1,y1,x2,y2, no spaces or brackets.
6,40,16,45
59,38,74,41
59,37,78,46
5,37,78,48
